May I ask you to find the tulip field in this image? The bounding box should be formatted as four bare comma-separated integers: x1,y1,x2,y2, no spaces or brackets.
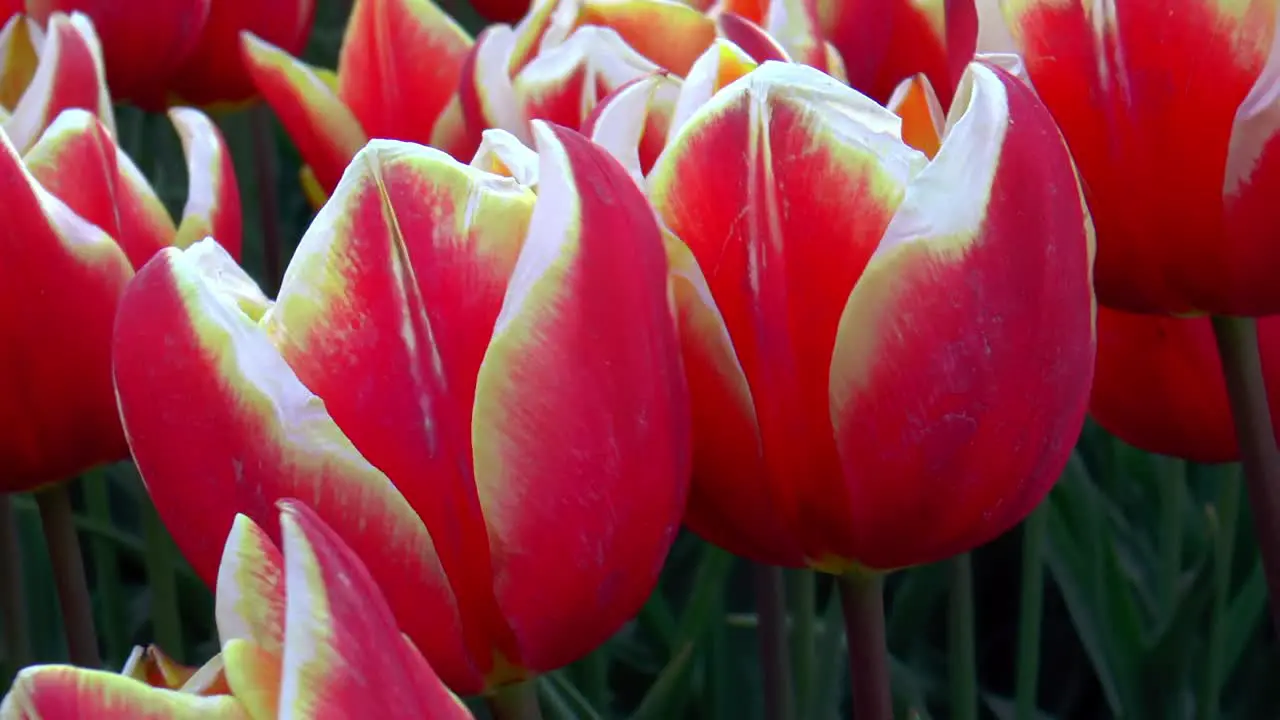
2,0,1280,718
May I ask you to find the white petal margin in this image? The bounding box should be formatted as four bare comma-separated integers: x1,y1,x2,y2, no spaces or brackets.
588,74,680,188
514,26,659,124
977,0,1018,54
489,121,577,338
655,62,926,195
870,62,1009,261
3,12,115,153
1225,9,1280,200
170,108,224,236
470,25,528,143
977,52,1033,88
214,513,284,650
471,127,541,188
665,39,755,146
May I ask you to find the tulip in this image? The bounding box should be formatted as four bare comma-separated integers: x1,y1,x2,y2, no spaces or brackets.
0,501,474,719
240,0,473,208
112,121,691,695
167,1,317,109
25,1,211,109
640,59,1092,712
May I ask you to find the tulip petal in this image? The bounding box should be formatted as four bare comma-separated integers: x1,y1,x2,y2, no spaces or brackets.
763,0,827,71
828,61,1094,569
170,108,243,261
583,71,680,182
568,0,716,76
1004,0,1274,314
472,121,690,672
240,32,367,198
0,16,39,111
886,73,944,158
817,0,977,107
4,12,113,154
648,62,924,565
263,142,535,686
119,646,197,691
220,640,279,720
22,109,176,270
0,125,132,491
513,26,658,135
1089,307,1241,464
337,0,472,147
216,514,286,655
177,656,231,697
666,38,758,145
275,500,473,719
471,127,540,186
714,12,791,65
460,24,526,144
0,666,247,719
111,239,477,692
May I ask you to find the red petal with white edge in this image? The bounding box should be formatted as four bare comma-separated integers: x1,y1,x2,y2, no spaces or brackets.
337,0,472,147
216,514,286,654
569,0,716,76
666,39,757,145
829,61,1094,570
170,108,243,261
648,62,924,566
263,142,534,687
763,0,827,71
818,0,977,108
715,13,791,64
1089,307,1243,464
110,239,479,693
513,27,658,135
1005,0,1275,314
459,24,526,144
472,121,690,672
471,128,540,187
275,501,475,719
583,71,680,182
4,12,113,154
0,666,247,720
0,125,132,493
240,32,367,198
21,109,175,270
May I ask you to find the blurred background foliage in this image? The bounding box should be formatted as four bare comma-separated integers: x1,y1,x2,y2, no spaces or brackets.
1,1,1277,718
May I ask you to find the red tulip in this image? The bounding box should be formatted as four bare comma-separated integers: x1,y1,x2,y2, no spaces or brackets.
1002,0,1280,316
240,0,472,207
168,1,317,108
112,123,691,693
1089,306,1280,463
25,0,211,109
0,501,473,718
646,60,1094,570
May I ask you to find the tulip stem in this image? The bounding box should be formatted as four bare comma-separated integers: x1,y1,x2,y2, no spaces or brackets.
0,493,30,676
1211,315,1280,632
1014,504,1047,720
837,570,892,720
487,680,544,720
141,489,184,662
789,569,816,720
753,563,795,720
949,554,977,720
250,104,284,294
1199,466,1242,720
83,471,128,667
34,484,100,668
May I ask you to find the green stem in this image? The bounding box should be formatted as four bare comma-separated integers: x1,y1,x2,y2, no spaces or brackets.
1211,315,1280,632
250,104,284,293
581,649,609,713
837,570,892,720
34,484,100,667
949,554,976,720
790,570,816,720
83,472,127,667
1199,467,1242,720
752,563,795,720
487,680,544,720
1015,505,1047,720
1157,456,1187,618
0,493,30,676
141,490,183,662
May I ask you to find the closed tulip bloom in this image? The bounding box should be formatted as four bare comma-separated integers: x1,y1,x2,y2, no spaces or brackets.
1001,0,1280,316
25,0,210,109
648,61,1095,570
0,501,473,719
168,0,317,108
1090,307,1280,464
112,123,691,693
